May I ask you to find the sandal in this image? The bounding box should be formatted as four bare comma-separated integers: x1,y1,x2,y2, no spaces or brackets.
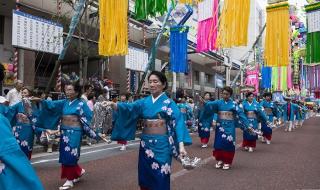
73,169,86,183
222,164,230,170
59,180,74,190
215,161,223,169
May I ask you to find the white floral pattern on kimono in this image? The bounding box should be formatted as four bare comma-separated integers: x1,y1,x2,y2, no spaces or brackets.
160,163,171,174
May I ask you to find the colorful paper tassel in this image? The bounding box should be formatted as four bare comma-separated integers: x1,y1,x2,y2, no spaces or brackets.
170,26,189,73
134,0,167,20
99,0,128,56
196,0,218,52
264,2,290,67
217,0,251,48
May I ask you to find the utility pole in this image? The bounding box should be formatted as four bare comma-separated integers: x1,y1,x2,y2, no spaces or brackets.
83,2,89,86
78,20,83,86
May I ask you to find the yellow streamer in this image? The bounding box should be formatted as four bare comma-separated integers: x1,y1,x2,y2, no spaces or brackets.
264,2,290,67
179,0,202,4
99,0,128,56
217,0,250,48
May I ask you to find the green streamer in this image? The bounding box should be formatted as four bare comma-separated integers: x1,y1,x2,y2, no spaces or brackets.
135,0,168,20
281,66,287,91
306,32,320,65
272,67,278,91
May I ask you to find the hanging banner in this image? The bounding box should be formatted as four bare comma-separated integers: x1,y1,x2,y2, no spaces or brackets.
12,10,63,55
307,10,320,33
125,47,148,72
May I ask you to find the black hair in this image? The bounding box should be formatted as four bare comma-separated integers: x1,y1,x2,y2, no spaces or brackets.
148,71,168,91
263,92,272,98
204,92,212,97
4,89,9,95
84,84,93,91
64,82,82,98
246,92,254,98
87,93,95,100
222,86,233,96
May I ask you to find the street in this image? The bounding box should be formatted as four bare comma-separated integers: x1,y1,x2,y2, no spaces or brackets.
34,116,320,190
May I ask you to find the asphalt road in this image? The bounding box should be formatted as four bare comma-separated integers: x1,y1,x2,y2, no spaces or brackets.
34,115,320,190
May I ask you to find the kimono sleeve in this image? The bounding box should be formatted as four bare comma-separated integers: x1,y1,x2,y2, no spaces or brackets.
256,104,269,123
170,102,192,145
36,100,65,130
111,99,144,141
199,101,218,131
6,102,20,124
212,113,218,122
79,102,98,139
233,103,251,130
271,104,278,118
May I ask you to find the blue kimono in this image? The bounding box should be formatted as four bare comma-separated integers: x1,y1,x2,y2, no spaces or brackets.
198,102,216,139
200,99,251,152
241,100,268,141
259,100,278,137
0,104,8,115
0,114,44,190
281,102,300,121
177,103,193,125
36,99,97,166
111,93,191,190
6,100,40,158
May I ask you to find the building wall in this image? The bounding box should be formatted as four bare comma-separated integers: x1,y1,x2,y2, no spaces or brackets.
0,16,13,63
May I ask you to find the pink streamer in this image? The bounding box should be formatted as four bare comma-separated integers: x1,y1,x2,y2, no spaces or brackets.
196,0,218,52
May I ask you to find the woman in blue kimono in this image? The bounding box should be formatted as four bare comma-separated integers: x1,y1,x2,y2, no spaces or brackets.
177,96,193,129
200,87,253,170
259,92,278,144
6,87,40,160
0,113,44,190
36,82,100,190
241,92,270,152
103,71,191,190
281,97,300,132
198,92,216,148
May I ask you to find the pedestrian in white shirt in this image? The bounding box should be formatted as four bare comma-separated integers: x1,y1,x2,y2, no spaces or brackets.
81,84,93,102
6,80,23,106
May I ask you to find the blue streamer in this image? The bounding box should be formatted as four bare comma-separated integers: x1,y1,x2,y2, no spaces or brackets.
261,65,272,89
170,26,189,73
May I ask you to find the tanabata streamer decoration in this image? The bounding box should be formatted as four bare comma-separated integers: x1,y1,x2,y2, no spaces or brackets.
271,65,292,91
134,0,167,20
179,0,203,4
196,0,219,52
305,2,320,65
261,65,272,89
217,0,251,48
305,65,320,90
170,26,189,73
99,0,128,56
264,2,290,67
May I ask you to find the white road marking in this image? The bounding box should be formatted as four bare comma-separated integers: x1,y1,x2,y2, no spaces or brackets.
31,142,140,165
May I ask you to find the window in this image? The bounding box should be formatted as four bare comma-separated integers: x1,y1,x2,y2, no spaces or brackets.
205,73,212,84
0,15,4,44
194,70,199,84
